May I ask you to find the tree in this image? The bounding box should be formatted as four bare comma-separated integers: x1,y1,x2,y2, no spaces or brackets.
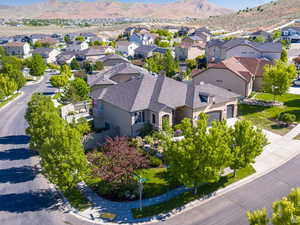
164,114,231,194
272,30,281,40
94,61,104,71
0,75,17,98
229,120,268,177
64,35,71,44
109,40,116,48
263,60,297,100
33,41,42,49
60,64,72,78
70,58,81,70
63,78,90,103
280,49,288,63
253,36,266,42
29,54,46,76
247,187,300,225
50,74,69,88
164,49,179,77
75,36,85,42
83,61,93,74
0,46,6,56
87,137,148,189
25,94,90,191
2,63,26,90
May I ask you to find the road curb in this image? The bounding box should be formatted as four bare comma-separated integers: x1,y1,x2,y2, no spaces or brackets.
0,91,24,112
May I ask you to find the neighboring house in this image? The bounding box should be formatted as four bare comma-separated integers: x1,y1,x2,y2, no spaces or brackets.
30,34,51,44
281,27,300,43
175,42,205,61
164,25,179,34
90,71,239,137
39,37,59,47
79,33,97,42
192,56,273,97
206,38,282,63
134,45,158,58
2,42,31,58
178,26,190,36
56,51,76,65
116,41,138,57
13,35,31,43
0,37,13,45
65,41,89,52
88,63,147,96
129,33,155,46
78,46,115,60
249,30,272,42
32,47,61,63
123,27,136,37
182,36,204,45
97,54,129,67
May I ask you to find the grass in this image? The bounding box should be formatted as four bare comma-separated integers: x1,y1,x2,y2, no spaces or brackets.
0,92,21,108
293,134,300,140
136,168,180,199
63,187,92,211
238,93,300,135
132,165,255,219
53,92,61,100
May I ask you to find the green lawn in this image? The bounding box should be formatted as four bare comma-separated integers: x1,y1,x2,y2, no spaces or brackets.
132,165,255,219
238,93,300,135
136,168,180,199
293,134,300,140
0,92,21,108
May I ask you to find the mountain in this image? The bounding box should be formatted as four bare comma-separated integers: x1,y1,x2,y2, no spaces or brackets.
0,0,233,19
199,0,300,31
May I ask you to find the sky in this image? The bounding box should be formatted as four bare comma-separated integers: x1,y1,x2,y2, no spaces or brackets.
1,0,274,10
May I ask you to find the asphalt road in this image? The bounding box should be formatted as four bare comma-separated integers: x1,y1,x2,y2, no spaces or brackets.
1,74,300,225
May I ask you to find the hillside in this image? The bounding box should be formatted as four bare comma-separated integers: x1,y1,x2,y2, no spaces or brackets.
0,0,233,20
195,0,300,31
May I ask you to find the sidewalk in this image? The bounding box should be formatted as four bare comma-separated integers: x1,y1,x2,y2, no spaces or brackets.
70,123,300,224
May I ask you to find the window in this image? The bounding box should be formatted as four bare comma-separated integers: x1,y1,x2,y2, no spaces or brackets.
152,113,156,124
133,111,145,124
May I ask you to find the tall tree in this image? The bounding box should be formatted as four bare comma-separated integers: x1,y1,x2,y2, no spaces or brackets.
29,54,46,76
63,78,90,103
263,60,297,100
50,74,69,88
229,120,268,177
2,63,26,90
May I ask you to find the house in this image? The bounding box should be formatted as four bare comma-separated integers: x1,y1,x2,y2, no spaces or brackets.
116,41,138,57
164,25,179,34
192,56,273,97
182,36,204,45
88,63,148,100
32,48,61,63
13,35,31,43
134,45,158,58
175,42,205,61
57,51,76,65
249,30,272,42
2,42,31,58
281,27,300,43
178,27,190,36
39,37,59,47
30,34,52,44
189,27,212,43
129,33,155,46
78,46,115,60
65,41,89,52
206,38,282,63
96,54,129,67
90,70,239,136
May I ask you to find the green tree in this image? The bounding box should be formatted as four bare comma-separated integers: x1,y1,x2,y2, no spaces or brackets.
247,208,269,225
83,61,93,74
280,49,288,63
75,36,85,42
253,36,266,42
0,75,17,98
64,35,71,43
109,40,116,48
263,60,297,100
63,78,90,103
70,58,80,70
60,64,72,78
0,46,6,56
229,120,268,177
2,63,26,90
33,41,42,49
50,74,69,88
164,49,179,77
29,54,46,76
272,30,281,40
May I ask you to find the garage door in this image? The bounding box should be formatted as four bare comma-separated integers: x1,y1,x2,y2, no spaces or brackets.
206,111,222,126
227,104,235,119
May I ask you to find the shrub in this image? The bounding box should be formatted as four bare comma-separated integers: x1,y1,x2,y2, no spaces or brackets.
149,156,162,167
279,113,296,125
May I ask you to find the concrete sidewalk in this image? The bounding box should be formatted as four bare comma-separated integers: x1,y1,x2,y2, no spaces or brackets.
70,123,300,224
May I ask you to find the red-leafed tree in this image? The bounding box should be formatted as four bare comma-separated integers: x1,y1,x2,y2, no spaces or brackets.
87,136,148,188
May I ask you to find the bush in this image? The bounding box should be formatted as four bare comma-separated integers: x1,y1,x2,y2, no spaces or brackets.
149,156,162,167
279,113,296,125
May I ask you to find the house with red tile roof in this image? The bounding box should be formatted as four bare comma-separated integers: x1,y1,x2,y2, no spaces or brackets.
192,57,273,97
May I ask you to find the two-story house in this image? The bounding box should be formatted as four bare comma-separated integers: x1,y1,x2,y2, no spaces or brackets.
2,42,31,58
129,33,155,46
32,47,61,63
206,38,282,63
116,41,139,57
281,27,300,43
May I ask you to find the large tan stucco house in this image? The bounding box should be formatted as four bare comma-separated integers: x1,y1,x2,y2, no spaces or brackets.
89,63,240,137
206,38,282,63
192,57,273,97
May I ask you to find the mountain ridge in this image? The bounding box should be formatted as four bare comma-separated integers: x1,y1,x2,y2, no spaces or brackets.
0,0,233,19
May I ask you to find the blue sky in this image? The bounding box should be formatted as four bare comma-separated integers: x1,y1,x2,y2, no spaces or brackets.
1,0,274,9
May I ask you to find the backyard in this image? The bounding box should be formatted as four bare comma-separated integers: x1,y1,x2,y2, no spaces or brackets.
239,92,300,135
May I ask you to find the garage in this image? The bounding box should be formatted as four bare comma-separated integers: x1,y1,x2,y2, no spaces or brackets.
206,111,222,125
227,104,235,119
